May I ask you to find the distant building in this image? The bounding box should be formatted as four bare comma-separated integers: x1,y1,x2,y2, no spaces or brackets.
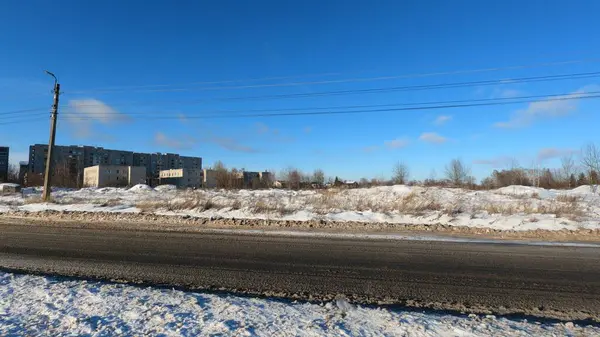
0,183,20,194
83,165,146,188
243,171,260,187
18,162,28,185
159,168,202,188
259,171,273,186
0,147,8,182
202,169,218,188
200,169,273,189
28,144,202,187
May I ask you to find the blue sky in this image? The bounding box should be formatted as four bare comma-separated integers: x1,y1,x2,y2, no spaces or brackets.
1,0,600,181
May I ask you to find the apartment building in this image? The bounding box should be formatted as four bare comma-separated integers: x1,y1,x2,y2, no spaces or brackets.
159,168,202,188
0,147,8,182
202,169,272,189
259,171,273,185
83,165,146,188
28,144,202,186
243,171,260,187
18,161,28,185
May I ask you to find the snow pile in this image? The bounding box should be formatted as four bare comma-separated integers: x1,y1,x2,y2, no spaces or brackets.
495,185,553,199
128,184,154,192
155,185,177,192
0,271,596,337
1,184,600,231
0,183,20,189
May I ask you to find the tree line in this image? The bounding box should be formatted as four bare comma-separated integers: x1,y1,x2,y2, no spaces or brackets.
6,143,600,192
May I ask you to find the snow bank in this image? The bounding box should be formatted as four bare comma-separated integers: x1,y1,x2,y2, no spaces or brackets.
2,184,600,232
128,184,154,192
0,183,20,188
570,185,598,194
1,271,596,336
495,185,553,198
154,184,177,192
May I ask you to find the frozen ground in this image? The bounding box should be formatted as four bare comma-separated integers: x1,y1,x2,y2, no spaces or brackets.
1,184,599,231
0,271,597,337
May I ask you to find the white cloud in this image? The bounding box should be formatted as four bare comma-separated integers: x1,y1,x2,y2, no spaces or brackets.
434,115,452,125
472,156,514,168
362,137,409,153
494,85,598,128
384,138,410,149
362,146,379,153
207,136,258,153
253,122,294,143
419,132,447,144
537,148,578,162
154,132,197,149
68,99,127,123
67,99,128,139
255,122,270,134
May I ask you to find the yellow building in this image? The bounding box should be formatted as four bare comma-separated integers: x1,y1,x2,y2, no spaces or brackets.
159,168,202,188
83,165,146,188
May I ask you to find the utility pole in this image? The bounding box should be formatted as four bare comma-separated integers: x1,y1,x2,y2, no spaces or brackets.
42,71,60,201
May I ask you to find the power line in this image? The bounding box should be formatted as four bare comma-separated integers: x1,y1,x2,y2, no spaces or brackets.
61,70,600,108
57,93,600,121
64,58,600,95
7,92,598,125
0,107,49,116
59,90,600,117
0,116,48,126
2,111,49,119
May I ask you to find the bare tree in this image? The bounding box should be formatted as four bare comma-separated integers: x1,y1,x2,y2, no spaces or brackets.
301,173,312,185
213,161,229,188
312,169,325,186
228,168,243,189
212,160,226,171
581,143,600,191
445,158,471,186
577,172,588,186
560,154,576,187
288,170,301,190
281,166,302,190
529,160,541,188
51,160,79,188
6,164,19,183
508,158,520,170
392,162,409,185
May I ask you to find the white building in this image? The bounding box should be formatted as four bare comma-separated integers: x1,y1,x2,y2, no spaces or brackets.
159,168,202,188
83,165,146,188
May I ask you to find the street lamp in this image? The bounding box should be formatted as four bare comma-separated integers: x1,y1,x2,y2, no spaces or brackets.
45,70,58,87
42,70,60,201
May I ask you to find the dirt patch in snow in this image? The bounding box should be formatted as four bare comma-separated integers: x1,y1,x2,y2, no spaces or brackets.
2,210,599,242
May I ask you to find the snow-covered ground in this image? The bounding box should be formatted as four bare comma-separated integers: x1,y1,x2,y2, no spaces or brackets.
0,272,596,337
1,184,600,231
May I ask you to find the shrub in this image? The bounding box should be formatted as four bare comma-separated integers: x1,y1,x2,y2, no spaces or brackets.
555,194,580,203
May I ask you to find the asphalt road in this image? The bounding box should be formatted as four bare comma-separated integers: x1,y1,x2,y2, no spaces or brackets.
1,222,600,321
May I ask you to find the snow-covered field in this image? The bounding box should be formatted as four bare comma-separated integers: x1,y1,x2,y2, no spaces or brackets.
0,271,596,337
1,184,600,231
